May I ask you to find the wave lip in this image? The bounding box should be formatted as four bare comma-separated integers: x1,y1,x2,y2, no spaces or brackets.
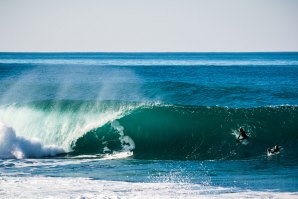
0,122,64,159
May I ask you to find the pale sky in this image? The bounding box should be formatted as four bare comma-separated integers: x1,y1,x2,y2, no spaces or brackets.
0,0,297,52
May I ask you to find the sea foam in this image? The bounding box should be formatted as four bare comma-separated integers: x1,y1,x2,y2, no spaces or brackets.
0,122,64,159
1,176,297,199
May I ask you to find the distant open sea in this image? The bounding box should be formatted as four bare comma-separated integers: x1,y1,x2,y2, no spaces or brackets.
0,52,298,198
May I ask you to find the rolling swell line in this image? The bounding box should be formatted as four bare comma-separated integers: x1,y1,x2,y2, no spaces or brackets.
73,104,298,160
1,100,297,160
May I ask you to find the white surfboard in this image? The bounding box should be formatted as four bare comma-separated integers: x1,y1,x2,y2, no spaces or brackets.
267,149,280,156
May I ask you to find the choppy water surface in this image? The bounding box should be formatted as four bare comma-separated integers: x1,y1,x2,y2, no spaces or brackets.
0,53,297,198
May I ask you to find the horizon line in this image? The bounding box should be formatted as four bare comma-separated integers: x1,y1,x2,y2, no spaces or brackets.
0,51,298,54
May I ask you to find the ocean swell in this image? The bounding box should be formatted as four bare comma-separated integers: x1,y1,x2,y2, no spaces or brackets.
73,104,298,160
1,100,297,160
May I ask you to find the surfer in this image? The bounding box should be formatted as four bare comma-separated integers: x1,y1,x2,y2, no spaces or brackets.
237,127,249,142
267,145,280,155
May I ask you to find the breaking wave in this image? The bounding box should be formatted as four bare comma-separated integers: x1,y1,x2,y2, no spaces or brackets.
0,100,297,160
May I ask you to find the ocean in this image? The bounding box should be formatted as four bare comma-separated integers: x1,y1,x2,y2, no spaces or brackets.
0,52,297,198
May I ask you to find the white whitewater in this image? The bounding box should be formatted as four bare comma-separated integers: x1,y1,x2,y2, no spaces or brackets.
0,122,64,159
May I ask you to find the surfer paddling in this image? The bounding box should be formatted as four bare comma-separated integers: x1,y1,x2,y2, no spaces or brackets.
237,127,249,143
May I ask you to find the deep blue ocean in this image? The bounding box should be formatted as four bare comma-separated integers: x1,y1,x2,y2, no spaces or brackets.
0,53,297,198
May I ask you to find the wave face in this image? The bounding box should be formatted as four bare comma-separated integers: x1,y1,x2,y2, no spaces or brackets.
73,103,298,160
1,101,297,160
0,101,298,160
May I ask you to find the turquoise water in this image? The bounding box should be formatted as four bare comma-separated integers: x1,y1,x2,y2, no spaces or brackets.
0,53,297,197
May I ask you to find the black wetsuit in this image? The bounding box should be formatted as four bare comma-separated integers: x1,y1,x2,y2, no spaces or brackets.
268,147,280,154
238,131,249,141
